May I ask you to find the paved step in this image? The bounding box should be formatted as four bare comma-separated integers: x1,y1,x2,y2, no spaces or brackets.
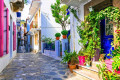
78,65,98,76
92,61,103,68
73,69,102,80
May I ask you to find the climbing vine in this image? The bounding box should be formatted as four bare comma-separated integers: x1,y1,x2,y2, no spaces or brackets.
77,6,120,59
69,8,81,22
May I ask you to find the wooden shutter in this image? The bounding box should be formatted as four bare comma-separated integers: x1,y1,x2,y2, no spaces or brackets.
6,8,9,54
0,0,4,57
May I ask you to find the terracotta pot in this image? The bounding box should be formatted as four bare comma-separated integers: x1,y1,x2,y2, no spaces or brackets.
69,64,76,73
56,37,60,40
63,35,67,39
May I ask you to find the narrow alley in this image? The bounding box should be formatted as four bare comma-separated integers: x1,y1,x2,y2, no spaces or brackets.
0,53,74,80
0,0,120,80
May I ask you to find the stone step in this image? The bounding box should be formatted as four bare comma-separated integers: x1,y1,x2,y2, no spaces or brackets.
73,69,102,80
92,61,103,69
78,65,98,76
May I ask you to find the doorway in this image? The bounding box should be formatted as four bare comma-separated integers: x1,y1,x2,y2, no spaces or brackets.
100,18,114,59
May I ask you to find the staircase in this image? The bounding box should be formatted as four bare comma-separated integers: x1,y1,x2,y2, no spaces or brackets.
72,62,103,80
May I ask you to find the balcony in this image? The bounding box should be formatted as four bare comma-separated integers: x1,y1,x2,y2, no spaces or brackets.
61,0,89,7
10,0,24,12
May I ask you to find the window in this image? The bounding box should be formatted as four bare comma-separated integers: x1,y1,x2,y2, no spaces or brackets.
105,18,113,36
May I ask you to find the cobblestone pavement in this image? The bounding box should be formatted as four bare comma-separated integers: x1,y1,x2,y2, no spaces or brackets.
0,53,75,80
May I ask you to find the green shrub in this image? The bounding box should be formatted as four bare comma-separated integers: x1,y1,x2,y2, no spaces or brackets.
55,33,61,37
61,30,68,35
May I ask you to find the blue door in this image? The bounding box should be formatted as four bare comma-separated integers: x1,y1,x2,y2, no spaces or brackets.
100,18,114,59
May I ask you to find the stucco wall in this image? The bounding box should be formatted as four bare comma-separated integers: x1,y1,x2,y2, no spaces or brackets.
41,0,68,40
70,0,91,52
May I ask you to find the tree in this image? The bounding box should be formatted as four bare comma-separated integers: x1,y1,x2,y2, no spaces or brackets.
51,0,70,30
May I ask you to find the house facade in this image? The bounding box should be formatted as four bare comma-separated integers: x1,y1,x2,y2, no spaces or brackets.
27,0,41,53
40,0,63,39
62,0,120,54
0,0,24,72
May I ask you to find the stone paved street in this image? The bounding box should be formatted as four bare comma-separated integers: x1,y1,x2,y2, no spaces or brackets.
0,53,75,80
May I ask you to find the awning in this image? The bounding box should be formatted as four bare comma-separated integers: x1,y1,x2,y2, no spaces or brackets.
29,0,41,15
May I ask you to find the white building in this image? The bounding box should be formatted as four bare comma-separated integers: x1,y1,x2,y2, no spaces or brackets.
41,0,70,40
62,0,91,52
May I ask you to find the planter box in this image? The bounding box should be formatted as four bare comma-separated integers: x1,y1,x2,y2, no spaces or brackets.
78,56,86,66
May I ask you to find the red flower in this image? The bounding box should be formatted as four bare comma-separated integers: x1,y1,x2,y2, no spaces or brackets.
108,70,112,73
115,30,120,34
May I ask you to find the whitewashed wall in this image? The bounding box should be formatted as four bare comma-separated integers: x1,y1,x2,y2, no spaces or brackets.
41,0,69,40
0,0,17,73
70,0,91,52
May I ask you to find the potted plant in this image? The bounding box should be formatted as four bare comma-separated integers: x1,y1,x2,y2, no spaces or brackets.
69,51,79,73
61,30,68,39
78,50,86,66
55,33,61,40
85,56,91,67
61,51,72,68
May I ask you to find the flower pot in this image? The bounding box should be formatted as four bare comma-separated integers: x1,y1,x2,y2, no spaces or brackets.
105,59,113,71
86,61,91,67
56,37,60,40
63,35,67,39
69,64,76,73
78,56,86,66
92,48,100,61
